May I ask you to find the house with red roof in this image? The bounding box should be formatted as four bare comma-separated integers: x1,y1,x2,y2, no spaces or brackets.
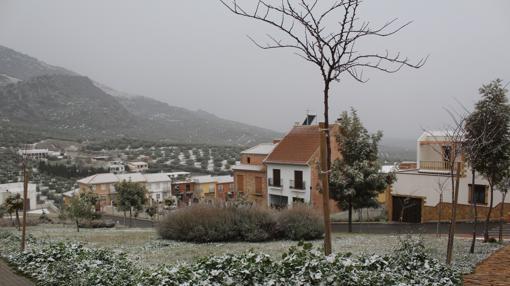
263,122,341,210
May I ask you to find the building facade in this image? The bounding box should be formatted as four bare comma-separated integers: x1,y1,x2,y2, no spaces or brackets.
232,143,276,205
263,123,341,211
387,131,510,223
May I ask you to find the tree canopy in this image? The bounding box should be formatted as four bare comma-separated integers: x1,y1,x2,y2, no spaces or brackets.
329,109,395,215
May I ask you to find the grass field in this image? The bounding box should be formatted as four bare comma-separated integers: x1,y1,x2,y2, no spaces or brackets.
1,224,504,273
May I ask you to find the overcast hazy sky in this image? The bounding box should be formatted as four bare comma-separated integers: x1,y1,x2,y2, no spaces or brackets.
1,1,509,140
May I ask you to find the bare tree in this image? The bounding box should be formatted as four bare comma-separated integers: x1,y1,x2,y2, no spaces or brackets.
220,0,425,255
424,108,467,264
433,176,449,237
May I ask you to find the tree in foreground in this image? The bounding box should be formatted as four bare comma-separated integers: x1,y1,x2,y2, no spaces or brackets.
425,109,466,264
4,193,23,230
497,169,509,243
465,79,510,242
115,180,147,227
220,0,425,255
329,109,394,233
66,192,99,232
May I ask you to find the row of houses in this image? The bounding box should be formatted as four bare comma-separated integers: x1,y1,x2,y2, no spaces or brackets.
231,120,510,223
74,172,234,211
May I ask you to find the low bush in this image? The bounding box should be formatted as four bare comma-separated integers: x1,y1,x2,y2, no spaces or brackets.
158,204,324,242
277,204,324,240
79,219,116,229
158,205,277,242
0,232,462,286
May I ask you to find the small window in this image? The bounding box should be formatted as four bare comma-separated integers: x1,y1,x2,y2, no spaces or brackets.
255,177,262,194
237,175,244,192
247,157,251,164
442,145,452,161
272,169,281,187
469,184,487,204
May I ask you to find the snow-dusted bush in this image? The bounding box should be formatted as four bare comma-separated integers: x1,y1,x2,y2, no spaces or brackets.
158,204,324,242
0,232,461,285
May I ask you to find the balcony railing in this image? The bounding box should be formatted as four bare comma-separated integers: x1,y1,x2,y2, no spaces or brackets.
289,180,306,190
268,178,282,187
420,161,464,173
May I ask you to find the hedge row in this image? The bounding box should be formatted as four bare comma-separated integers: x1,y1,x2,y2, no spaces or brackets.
0,232,461,285
158,204,324,242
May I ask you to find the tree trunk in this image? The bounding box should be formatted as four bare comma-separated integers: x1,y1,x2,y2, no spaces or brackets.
437,193,443,237
129,208,133,228
484,183,495,242
499,191,507,243
75,219,80,232
348,197,353,233
321,81,333,255
470,169,477,253
446,162,461,265
15,209,20,231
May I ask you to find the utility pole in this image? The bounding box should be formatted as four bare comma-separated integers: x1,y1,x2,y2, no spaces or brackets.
20,153,29,251
319,122,332,255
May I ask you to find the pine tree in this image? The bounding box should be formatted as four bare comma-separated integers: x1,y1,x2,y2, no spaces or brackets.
465,79,510,242
329,109,395,232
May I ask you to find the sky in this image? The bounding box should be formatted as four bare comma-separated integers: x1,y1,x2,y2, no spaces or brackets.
1,0,509,140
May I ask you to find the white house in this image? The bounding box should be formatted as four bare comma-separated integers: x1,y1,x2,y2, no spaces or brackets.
17,149,48,160
127,161,149,172
144,173,173,203
263,123,340,210
0,182,37,210
108,161,125,174
389,131,509,223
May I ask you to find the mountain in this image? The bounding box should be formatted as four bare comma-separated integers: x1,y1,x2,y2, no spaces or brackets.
0,45,281,146
115,95,280,146
0,46,75,80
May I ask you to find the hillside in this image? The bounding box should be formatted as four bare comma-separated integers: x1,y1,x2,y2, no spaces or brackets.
116,95,280,146
0,45,281,146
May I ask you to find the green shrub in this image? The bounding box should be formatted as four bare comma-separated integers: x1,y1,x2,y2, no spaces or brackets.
158,204,323,242
0,232,463,285
277,204,324,240
158,204,277,242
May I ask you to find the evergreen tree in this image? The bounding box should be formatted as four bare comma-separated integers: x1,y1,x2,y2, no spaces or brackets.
465,79,510,242
329,109,395,232
66,192,99,232
115,180,147,227
4,193,23,230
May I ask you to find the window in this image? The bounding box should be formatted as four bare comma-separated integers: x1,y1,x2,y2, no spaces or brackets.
272,169,281,187
247,157,251,164
185,184,190,192
442,145,452,161
469,184,487,204
218,184,224,193
255,177,262,194
236,175,244,192
294,170,303,190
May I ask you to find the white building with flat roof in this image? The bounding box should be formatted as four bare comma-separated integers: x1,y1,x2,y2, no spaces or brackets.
0,183,37,210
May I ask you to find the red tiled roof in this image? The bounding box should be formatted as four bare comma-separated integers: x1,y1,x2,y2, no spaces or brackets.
264,125,321,165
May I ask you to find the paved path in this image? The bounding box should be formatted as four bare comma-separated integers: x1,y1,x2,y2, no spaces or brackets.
463,244,510,286
0,259,33,286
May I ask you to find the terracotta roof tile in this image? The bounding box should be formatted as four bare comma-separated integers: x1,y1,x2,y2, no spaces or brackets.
264,125,321,165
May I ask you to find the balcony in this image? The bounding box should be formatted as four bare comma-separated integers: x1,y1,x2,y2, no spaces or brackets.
419,161,464,173
268,178,282,188
289,180,306,191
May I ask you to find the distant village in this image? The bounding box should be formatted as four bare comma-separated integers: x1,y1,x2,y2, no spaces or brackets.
1,114,505,224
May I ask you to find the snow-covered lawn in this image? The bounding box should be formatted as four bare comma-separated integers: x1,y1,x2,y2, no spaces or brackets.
9,224,503,273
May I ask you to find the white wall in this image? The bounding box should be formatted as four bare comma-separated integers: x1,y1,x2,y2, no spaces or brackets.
266,163,311,207
392,169,508,207
0,183,37,210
